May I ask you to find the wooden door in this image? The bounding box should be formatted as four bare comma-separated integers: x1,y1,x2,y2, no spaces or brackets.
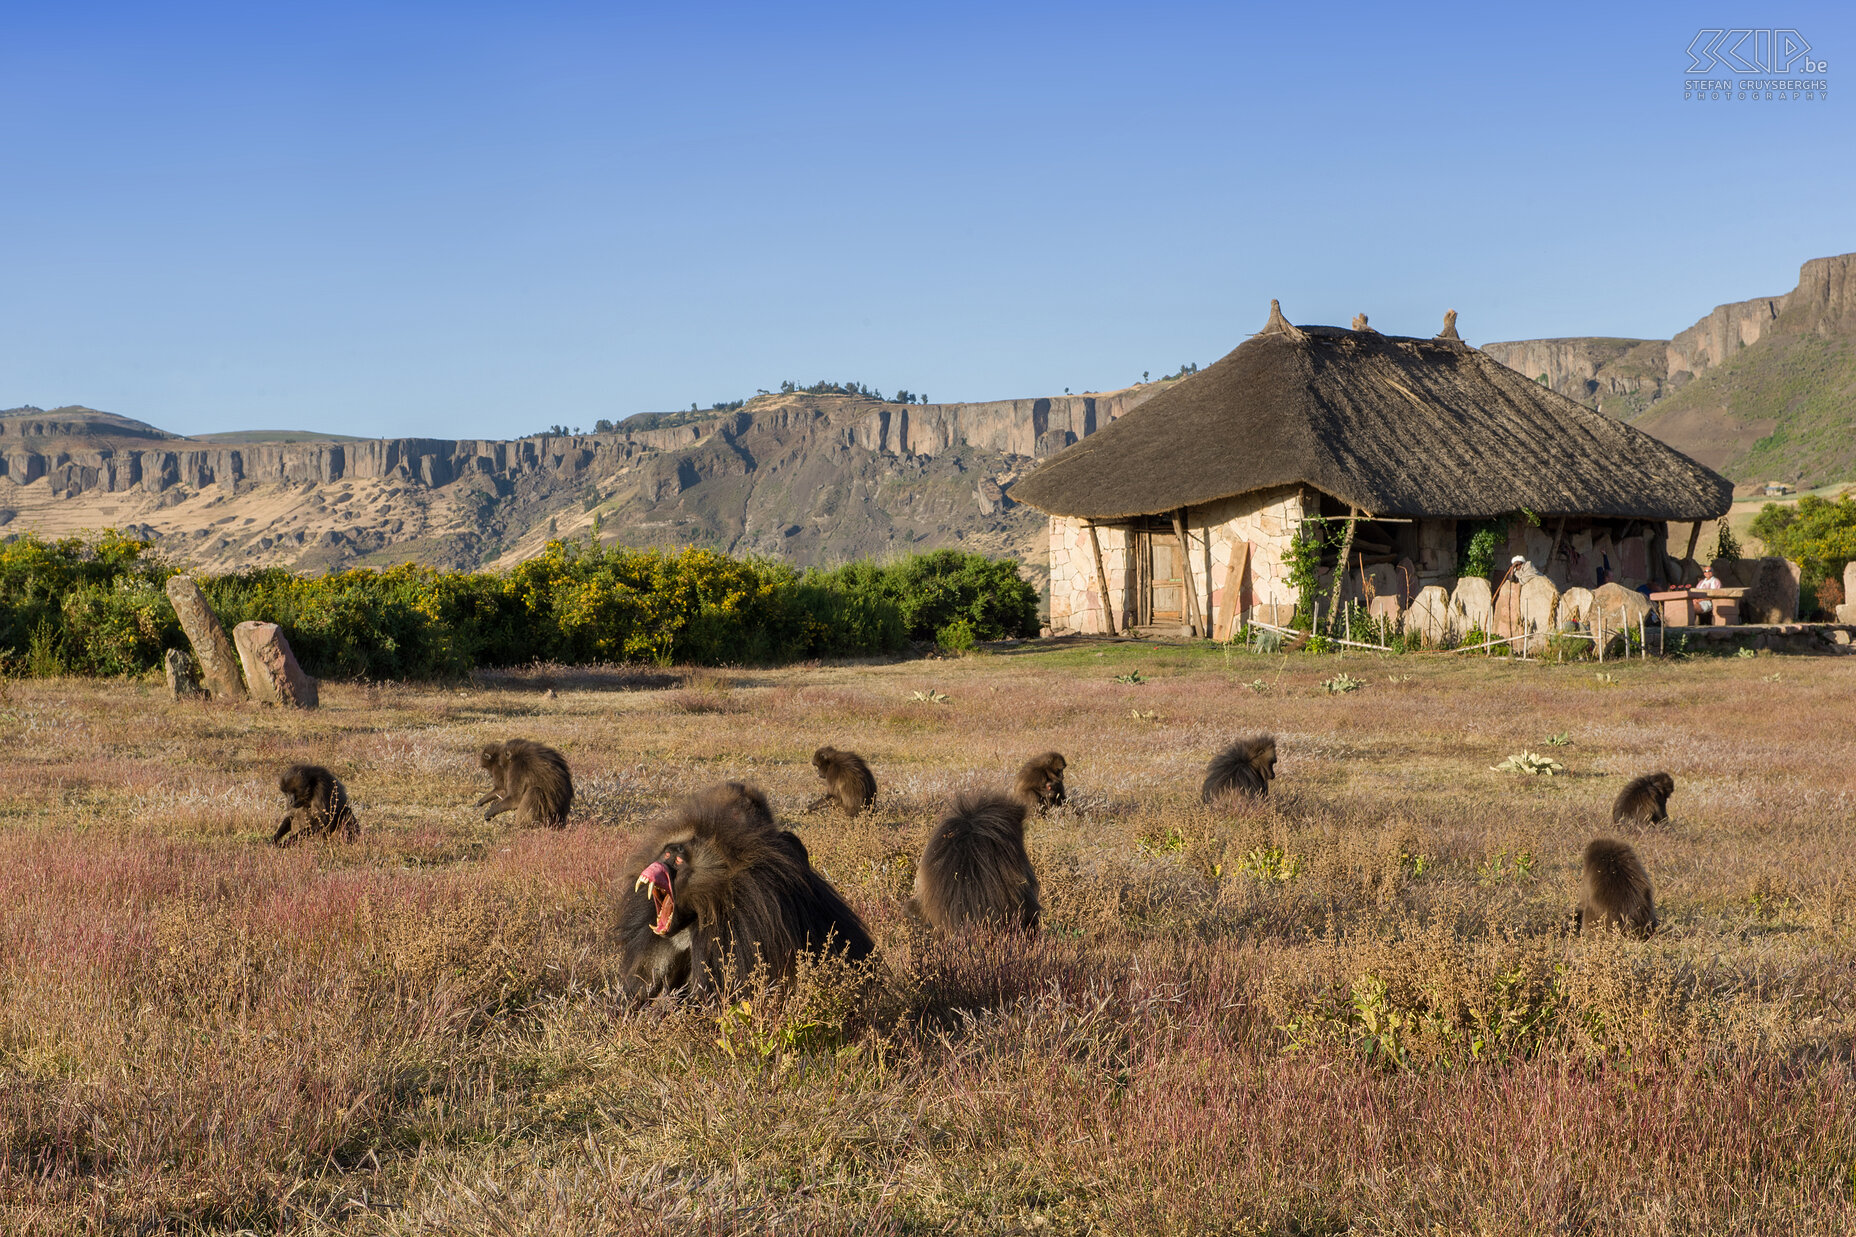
1149,535,1183,624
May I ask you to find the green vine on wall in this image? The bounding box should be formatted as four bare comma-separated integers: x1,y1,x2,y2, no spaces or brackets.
1286,516,1330,628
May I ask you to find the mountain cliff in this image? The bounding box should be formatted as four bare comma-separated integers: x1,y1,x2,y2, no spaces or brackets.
1483,253,1856,487
0,387,1161,589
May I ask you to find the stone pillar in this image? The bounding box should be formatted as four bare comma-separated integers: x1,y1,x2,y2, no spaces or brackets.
232,621,319,708
163,649,205,700
164,576,247,700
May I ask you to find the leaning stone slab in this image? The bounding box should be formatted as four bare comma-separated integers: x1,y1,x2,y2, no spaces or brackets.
1558,586,1595,630
164,575,247,700
1449,576,1494,640
232,621,318,708
1590,582,1651,635
163,648,205,700
1518,576,1561,654
1407,585,1451,647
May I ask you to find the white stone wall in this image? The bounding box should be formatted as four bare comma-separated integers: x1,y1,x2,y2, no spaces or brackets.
1048,484,1309,634
1048,517,1132,634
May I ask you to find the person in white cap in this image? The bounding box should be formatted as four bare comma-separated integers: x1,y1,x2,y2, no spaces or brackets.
1510,554,1540,584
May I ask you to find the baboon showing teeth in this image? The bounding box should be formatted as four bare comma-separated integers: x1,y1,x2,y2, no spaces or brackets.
476,739,574,827
1613,772,1675,826
1574,838,1659,937
807,746,877,817
620,782,873,999
1201,735,1278,804
274,764,359,845
1013,752,1068,813
908,792,1041,932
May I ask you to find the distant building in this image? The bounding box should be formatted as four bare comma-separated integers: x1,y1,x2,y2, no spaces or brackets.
1764,481,1794,496
1012,303,1733,635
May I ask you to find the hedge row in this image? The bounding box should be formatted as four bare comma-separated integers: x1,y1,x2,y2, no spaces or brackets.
0,533,1041,679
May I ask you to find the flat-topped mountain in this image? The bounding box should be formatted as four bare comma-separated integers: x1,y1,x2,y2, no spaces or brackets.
0,387,1162,591
1482,253,1856,490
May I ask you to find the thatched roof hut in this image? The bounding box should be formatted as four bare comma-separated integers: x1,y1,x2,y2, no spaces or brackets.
1020,304,1733,638
1013,303,1731,522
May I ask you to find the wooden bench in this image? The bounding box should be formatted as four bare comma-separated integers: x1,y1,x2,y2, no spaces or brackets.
1652,587,1747,626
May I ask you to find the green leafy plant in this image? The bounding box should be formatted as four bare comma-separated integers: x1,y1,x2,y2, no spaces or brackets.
1713,517,1742,561
1321,672,1363,694
908,689,950,704
1237,846,1303,883
1113,670,1145,684
1544,731,1572,747
1749,493,1856,618
1490,751,1564,776
1285,516,1329,628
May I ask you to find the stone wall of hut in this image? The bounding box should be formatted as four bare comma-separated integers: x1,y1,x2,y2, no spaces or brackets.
1048,485,1311,634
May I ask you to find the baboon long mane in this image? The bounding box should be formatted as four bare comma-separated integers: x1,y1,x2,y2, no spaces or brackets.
1201,735,1277,804
911,792,1040,931
1577,837,1658,937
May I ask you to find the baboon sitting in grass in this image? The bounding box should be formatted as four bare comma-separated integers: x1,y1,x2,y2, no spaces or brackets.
1613,772,1675,826
1575,838,1659,937
1013,752,1068,813
620,781,873,999
477,739,574,827
274,764,359,845
1201,735,1277,804
807,746,877,817
908,792,1041,932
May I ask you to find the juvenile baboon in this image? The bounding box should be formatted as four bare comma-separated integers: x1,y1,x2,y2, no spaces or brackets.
1201,735,1278,804
476,739,574,827
621,782,873,998
1574,838,1659,937
1013,752,1068,813
908,792,1041,932
1613,772,1675,826
807,746,877,817
273,764,359,845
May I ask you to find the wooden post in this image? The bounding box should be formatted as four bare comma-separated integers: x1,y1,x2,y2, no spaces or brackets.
1214,541,1251,642
1680,521,1703,583
1085,522,1115,636
1324,508,1361,636
1547,515,1566,578
1171,509,1204,638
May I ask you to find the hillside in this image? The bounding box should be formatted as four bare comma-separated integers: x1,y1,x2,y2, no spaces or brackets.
1483,252,1856,489
0,388,1162,591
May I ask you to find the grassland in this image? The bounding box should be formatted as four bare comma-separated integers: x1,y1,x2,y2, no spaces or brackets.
2,643,1854,1235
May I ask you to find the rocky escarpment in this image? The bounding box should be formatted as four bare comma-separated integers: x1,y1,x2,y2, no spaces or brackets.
0,386,1161,583
1482,253,1856,485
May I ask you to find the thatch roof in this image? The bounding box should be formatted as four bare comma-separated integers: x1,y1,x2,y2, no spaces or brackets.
1012,305,1732,523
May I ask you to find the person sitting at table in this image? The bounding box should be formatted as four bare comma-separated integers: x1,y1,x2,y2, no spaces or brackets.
1693,565,1722,617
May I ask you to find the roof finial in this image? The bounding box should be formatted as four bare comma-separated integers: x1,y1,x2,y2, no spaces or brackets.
1257,299,1306,341
1351,313,1377,333
1436,309,1461,341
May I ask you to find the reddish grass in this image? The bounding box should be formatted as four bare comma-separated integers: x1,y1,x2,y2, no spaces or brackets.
0,645,1853,1233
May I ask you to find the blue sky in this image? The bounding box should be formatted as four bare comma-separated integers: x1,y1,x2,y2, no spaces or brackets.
2,2,1849,438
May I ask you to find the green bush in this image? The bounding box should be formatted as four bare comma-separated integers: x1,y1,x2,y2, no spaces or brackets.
0,534,1043,679
1749,494,1856,618
811,549,1039,644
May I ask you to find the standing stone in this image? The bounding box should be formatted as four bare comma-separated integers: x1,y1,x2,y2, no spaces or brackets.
1366,594,1403,630
1558,587,1595,630
1844,560,1856,608
232,621,319,708
164,575,247,700
1491,580,1523,641
163,649,205,700
1407,586,1451,647
1589,582,1652,634
1738,557,1801,624
1518,576,1561,654
1449,576,1495,640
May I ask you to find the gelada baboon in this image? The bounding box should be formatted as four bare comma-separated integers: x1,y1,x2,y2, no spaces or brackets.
908,792,1041,932
476,739,574,827
1613,772,1675,826
1201,735,1277,804
622,782,873,998
1013,752,1068,813
273,764,359,845
807,746,877,817
1574,838,1659,937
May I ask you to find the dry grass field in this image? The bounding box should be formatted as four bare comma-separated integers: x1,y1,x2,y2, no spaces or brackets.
2,643,1854,1235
